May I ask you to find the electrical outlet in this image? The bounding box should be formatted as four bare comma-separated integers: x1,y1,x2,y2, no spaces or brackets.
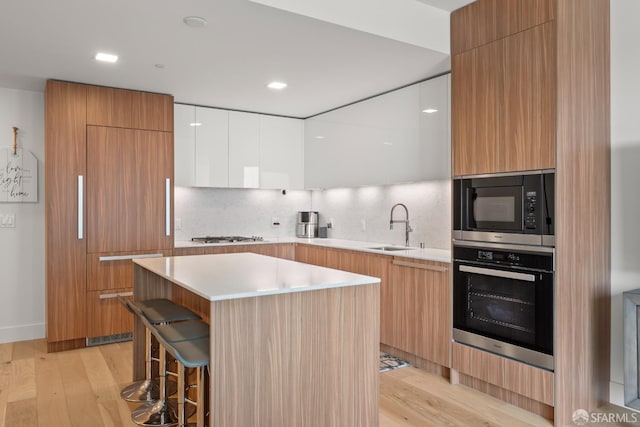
272,217,280,227
0,213,15,228
360,218,366,231
175,218,182,230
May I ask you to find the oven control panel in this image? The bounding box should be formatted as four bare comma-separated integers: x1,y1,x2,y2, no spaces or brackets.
525,191,537,230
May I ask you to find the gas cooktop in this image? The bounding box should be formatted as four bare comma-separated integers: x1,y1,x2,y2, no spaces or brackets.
191,236,265,244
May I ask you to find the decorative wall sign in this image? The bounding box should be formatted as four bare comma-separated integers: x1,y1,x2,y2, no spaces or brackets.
0,126,38,202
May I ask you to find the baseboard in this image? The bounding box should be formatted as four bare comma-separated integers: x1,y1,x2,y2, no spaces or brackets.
0,322,45,344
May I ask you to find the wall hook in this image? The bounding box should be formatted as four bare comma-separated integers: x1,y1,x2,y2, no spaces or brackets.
12,126,18,155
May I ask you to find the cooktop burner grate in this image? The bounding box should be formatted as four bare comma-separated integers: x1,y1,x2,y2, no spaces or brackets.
191,236,264,244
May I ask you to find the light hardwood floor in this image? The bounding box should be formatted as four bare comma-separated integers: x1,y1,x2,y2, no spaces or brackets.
0,339,634,426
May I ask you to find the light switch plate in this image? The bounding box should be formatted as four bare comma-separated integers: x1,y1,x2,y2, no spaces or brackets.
0,213,16,228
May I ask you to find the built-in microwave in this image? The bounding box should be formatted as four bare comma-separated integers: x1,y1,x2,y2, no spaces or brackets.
453,170,555,247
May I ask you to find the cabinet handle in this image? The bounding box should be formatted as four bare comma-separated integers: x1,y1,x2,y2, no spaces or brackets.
392,259,448,272
78,175,84,240
165,178,171,237
459,265,535,282
99,253,164,262
99,291,134,300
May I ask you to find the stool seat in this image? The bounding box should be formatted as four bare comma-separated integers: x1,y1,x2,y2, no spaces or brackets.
136,299,201,324
154,320,210,344
170,338,210,369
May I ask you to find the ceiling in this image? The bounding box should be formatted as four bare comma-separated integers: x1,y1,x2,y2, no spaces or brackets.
0,0,474,118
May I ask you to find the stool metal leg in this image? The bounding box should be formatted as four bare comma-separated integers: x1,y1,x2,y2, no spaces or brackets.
197,367,205,427
131,344,178,427
121,328,160,402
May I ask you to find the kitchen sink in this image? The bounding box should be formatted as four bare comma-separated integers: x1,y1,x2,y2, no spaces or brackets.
367,246,412,252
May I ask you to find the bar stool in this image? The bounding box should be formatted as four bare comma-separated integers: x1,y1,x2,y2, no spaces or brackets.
153,329,210,427
119,299,200,412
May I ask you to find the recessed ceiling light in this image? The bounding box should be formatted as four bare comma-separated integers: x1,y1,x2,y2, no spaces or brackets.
95,52,118,63
383,142,393,146
183,16,208,28
422,109,438,114
189,122,202,127
268,81,287,90
315,136,325,139
154,64,165,69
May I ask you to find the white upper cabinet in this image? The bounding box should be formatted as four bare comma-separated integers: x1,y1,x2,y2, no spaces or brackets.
174,104,229,187
175,107,305,190
259,115,304,189
305,74,450,188
195,107,229,187
228,111,260,188
174,104,196,187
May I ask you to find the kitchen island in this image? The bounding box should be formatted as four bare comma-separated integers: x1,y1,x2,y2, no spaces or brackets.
132,252,380,427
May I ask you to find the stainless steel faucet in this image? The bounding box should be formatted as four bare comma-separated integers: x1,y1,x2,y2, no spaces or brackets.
390,203,412,247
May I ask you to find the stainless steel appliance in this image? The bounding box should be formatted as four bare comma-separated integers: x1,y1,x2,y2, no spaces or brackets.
453,241,554,371
296,211,319,238
453,170,555,247
191,236,264,243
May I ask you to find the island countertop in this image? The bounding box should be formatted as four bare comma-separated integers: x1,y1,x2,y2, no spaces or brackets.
133,252,381,302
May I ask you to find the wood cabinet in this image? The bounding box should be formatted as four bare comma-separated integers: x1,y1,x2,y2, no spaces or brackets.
86,127,173,253
45,81,88,348
451,1,610,424
390,258,451,367
45,81,174,351
87,250,173,291
86,86,173,132
173,243,295,260
452,19,555,175
86,289,134,339
450,0,555,56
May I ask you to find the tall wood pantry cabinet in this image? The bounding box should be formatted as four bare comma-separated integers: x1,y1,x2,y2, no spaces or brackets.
450,1,610,426
45,80,174,352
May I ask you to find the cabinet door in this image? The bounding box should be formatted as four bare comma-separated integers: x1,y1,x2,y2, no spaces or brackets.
87,288,134,339
452,40,502,176
45,80,88,343
87,250,172,291
228,111,260,188
391,258,451,367
259,115,304,190
87,86,172,131
419,75,451,181
195,107,229,187
498,22,555,172
87,126,173,253
174,104,196,186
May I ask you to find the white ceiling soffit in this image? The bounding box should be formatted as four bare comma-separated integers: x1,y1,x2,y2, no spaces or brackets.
248,0,451,53
0,0,452,117
414,0,476,13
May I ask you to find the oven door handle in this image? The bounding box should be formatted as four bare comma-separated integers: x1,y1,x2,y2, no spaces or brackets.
459,265,536,282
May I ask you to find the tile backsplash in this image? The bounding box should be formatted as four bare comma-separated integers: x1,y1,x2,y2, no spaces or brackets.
311,180,451,249
175,180,451,250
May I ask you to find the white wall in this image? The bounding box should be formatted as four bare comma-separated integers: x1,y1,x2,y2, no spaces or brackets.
609,0,640,408
0,87,45,343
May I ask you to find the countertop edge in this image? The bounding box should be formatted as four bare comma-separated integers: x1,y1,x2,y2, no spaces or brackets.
174,237,452,263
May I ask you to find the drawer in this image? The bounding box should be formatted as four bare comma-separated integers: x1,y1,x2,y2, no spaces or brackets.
87,249,172,291
87,288,134,339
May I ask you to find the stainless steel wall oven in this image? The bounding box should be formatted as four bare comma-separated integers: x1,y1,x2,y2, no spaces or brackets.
453,241,554,371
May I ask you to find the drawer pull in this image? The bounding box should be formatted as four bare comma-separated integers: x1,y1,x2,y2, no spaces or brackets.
99,291,133,300
99,253,164,262
392,259,448,272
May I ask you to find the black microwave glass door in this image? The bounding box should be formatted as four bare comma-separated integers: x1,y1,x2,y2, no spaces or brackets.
468,186,523,232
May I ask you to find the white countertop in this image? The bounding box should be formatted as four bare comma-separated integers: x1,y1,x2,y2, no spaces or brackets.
134,252,380,301
174,237,451,263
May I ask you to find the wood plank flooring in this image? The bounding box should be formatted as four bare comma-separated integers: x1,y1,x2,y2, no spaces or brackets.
0,339,635,426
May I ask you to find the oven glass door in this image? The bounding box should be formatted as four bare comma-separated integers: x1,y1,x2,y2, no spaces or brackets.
467,186,523,232
453,262,553,355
